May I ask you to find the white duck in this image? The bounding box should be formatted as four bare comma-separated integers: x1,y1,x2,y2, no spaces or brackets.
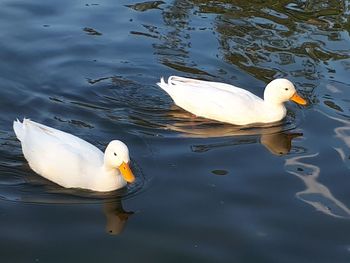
13,119,135,192
157,76,307,125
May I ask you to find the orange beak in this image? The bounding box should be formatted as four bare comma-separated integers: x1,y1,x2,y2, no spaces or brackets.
118,162,135,183
290,92,307,105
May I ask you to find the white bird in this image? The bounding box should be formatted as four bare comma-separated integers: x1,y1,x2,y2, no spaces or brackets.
13,118,135,192
157,76,307,125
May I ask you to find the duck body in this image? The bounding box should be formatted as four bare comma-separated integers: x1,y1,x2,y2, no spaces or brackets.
157,76,306,125
13,119,135,192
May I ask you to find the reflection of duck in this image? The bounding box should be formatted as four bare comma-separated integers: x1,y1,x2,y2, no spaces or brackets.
3,171,135,235
261,132,302,155
7,176,134,235
161,110,301,155
286,153,350,218
157,76,307,125
190,131,301,156
103,200,133,235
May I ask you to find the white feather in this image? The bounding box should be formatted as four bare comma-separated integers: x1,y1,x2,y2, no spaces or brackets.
157,76,305,125
13,119,134,192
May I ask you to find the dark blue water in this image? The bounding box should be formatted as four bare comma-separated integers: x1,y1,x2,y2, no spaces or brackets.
1,0,350,262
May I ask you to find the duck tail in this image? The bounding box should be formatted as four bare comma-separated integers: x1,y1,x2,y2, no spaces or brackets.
157,77,170,91
13,118,24,142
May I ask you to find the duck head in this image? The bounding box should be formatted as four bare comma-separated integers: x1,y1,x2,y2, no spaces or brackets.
104,140,135,183
264,78,307,106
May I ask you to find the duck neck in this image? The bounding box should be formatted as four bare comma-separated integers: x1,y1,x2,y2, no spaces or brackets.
94,165,127,191
262,101,287,123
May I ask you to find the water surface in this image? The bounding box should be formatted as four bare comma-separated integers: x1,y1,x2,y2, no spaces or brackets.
1,0,350,262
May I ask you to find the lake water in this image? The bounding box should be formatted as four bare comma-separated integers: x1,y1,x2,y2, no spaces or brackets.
1,0,350,262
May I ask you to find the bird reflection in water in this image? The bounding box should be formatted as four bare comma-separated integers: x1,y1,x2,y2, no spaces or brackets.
163,106,302,156
103,200,133,235
260,132,302,156
14,172,134,235
189,132,302,156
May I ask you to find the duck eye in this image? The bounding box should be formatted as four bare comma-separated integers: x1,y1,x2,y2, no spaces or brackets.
285,88,289,91
114,152,117,156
